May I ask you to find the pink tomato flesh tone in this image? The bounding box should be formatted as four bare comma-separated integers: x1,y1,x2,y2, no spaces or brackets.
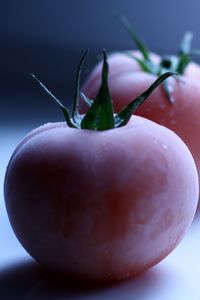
4,116,198,281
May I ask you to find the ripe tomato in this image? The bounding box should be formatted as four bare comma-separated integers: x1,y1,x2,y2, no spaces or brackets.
4,51,198,282
81,29,200,194
4,118,198,281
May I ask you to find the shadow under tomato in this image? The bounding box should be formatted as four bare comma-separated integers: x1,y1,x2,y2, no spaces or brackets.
25,265,172,300
0,259,175,300
0,260,45,300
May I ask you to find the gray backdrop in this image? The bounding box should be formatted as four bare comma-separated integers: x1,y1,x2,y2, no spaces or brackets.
1,0,200,125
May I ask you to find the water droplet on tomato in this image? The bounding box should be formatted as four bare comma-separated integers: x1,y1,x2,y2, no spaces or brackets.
162,144,168,150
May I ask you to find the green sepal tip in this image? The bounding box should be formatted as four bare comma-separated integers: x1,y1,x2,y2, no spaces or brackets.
30,73,76,128
114,71,177,127
81,50,114,130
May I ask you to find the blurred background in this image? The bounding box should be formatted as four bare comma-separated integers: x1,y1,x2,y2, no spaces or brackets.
1,0,200,128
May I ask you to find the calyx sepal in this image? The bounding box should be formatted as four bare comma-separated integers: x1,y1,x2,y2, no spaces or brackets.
31,50,175,130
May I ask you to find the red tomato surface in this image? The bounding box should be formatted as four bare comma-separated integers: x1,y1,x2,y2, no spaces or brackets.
82,51,200,188
4,117,198,281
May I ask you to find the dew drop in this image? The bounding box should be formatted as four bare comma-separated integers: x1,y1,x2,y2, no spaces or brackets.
170,119,176,125
162,144,168,150
167,84,174,93
159,103,165,110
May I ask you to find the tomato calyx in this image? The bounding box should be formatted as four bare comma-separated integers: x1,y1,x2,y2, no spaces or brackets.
31,50,175,131
118,15,200,103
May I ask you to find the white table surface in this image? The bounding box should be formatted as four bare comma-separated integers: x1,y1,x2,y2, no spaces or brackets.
1,126,200,300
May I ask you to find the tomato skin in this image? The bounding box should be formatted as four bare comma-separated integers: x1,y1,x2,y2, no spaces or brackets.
4,117,198,281
82,52,200,192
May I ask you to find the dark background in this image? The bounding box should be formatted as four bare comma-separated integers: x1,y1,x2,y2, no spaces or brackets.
1,0,200,127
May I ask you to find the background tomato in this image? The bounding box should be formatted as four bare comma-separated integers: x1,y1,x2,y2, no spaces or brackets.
81,32,200,200
4,117,198,281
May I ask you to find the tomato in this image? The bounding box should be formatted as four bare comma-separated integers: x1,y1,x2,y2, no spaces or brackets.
81,31,200,197
4,117,198,281
4,51,198,282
